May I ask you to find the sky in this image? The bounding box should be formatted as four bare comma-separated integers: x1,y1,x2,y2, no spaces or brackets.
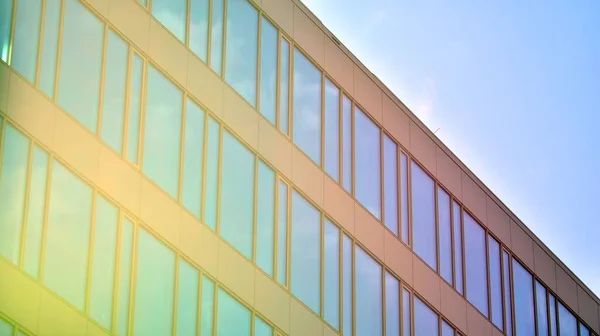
300,0,600,296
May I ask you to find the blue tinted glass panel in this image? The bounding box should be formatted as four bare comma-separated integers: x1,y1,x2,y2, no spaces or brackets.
12,0,42,83
89,196,119,330
260,18,277,124
217,289,251,336
58,0,104,132
535,281,548,336
126,54,143,164
464,212,488,316
210,0,224,74
403,289,411,336
177,259,199,336
400,153,409,244
0,0,13,62
355,108,381,219
324,219,340,330
182,98,205,218
220,131,254,259
442,321,454,336
513,259,535,336
39,0,61,97
44,161,92,310
257,161,275,276
201,276,215,336
324,78,340,181
558,303,577,336
134,229,176,336
190,0,209,62
415,297,438,336
277,181,288,285
549,294,557,336
152,0,186,41
23,146,48,278
453,201,464,294
383,135,398,235
342,234,352,336
255,317,272,336
117,218,134,336
0,125,29,264
580,324,590,336
225,0,258,106
101,30,128,154
489,236,503,330
293,49,322,164
503,250,513,336
291,190,321,314
355,246,382,336
204,117,220,230
143,65,183,198
411,162,436,269
279,38,290,135
342,96,352,193
438,188,452,284
385,272,400,336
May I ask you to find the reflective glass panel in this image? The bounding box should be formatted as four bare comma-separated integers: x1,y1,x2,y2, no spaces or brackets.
12,0,42,83
260,17,277,124
558,303,577,336
126,53,143,164
117,218,134,336
342,96,352,193
217,289,251,336
489,236,503,330
201,276,215,336
385,272,400,336
415,297,438,336
411,162,436,269
503,250,513,336
403,288,411,336
257,161,275,276
210,0,224,74
279,38,290,134
464,212,488,316
438,188,452,284
177,259,199,336
549,294,557,336
355,108,381,219
580,324,590,336
324,219,340,330
23,146,48,278
182,98,205,218
535,281,548,336
453,201,464,294
355,246,382,336
0,318,13,336
277,181,288,285
324,78,340,182
400,153,409,244
255,317,272,336
513,259,535,336
442,321,454,336
342,234,352,336
190,0,209,62
0,0,13,62
204,117,220,230
152,0,186,41
39,0,61,97
383,135,398,235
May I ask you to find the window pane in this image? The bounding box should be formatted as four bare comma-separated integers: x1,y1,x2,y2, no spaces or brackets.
279,38,290,135
0,318,13,336
513,259,535,336
0,0,13,62
210,0,224,74
117,218,134,336
453,201,464,294
0,125,29,264
464,212,488,316
355,246,382,336
189,0,209,62
342,234,352,336
549,294,557,336
38,0,61,97
255,317,272,336
415,297,438,336
23,146,49,278
44,161,92,310
503,250,513,336
558,303,577,336
101,30,128,154
58,0,104,132
342,96,352,193
438,188,452,284
291,190,321,314
220,131,254,259
217,289,251,336
152,0,186,41
126,53,143,164
580,324,590,336
182,98,205,218
489,236,503,330
411,162,436,269
177,259,199,336
89,196,119,330
324,78,340,181
257,161,275,276
225,0,258,106
442,321,454,336
400,153,409,244
12,0,42,83
293,49,322,165
143,65,183,198
535,281,548,336
324,219,340,330
403,289,411,336
134,229,176,336
201,276,215,336
277,181,288,285
385,272,400,336
204,117,220,230
383,135,398,235
355,108,381,219
260,18,277,124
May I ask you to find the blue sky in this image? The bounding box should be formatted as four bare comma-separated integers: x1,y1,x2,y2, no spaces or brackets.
301,0,600,296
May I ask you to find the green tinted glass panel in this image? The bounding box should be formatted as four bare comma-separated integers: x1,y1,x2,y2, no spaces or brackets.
276,181,287,285
189,0,209,62
182,98,205,218
117,218,134,336
256,161,275,276
12,0,42,83
0,125,29,264
23,146,49,278
220,131,254,259
152,0,186,41
44,161,93,310
101,30,128,154
0,318,13,336
134,229,176,336
324,219,339,330
0,0,13,62
210,0,224,75
143,65,182,198
204,117,220,230
39,0,61,97
177,259,199,336
255,317,272,336
126,54,143,164
201,276,215,336
355,245,382,336
58,0,104,132
279,38,290,135
89,195,119,329
217,289,251,336
259,18,277,124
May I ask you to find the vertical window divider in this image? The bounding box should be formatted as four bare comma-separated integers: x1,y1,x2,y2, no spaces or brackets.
449,197,456,289
338,89,343,188
252,156,259,263
37,152,53,283
84,191,98,316
379,130,385,227
172,254,181,336
410,290,415,336
137,57,148,168
532,274,540,336
196,270,203,336
51,0,65,101
34,0,48,87
460,205,467,297
18,138,35,269
485,232,491,318
122,46,133,160
509,252,516,336
185,0,191,47
212,283,219,336
381,265,387,336
127,221,139,336
7,0,17,66
256,13,262,114
96,25,109,137
320,74,325,168
250,311,256,336
350,101,355,197
545,288,552,336
499,244,506,333
110,211,124,335
177,94,188,202
400,285,405,336
220,0,228,78
206,0,213,66
434,184,440,274
407,156,413,247
395,142,401,238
